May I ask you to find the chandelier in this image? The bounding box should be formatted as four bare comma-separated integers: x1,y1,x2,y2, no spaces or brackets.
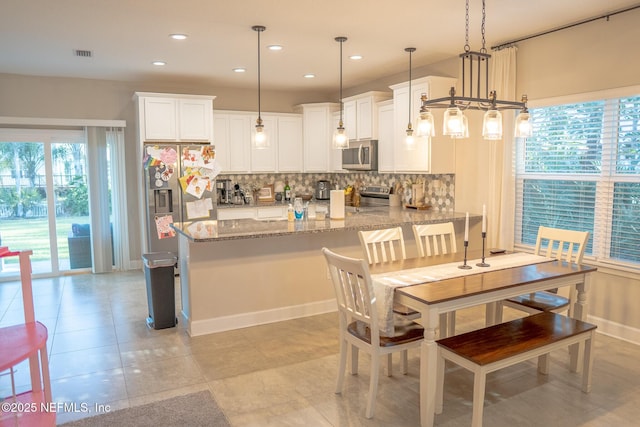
417,0,532,140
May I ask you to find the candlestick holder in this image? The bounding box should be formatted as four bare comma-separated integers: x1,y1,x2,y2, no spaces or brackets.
477,231,490,267
458,240,472,269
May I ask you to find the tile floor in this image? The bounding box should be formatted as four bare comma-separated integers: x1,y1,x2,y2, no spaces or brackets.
1,270,640,426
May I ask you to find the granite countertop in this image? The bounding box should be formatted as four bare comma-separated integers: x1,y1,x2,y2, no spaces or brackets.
172,206,480,242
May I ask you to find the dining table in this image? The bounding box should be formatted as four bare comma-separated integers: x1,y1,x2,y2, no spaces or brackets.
368,250,597,427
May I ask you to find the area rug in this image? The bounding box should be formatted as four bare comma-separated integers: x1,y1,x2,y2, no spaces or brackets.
59,391,231,427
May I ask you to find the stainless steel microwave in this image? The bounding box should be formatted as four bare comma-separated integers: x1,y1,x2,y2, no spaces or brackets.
342,140,378,171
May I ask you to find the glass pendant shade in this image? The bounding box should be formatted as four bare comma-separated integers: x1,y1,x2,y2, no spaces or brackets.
443,107,466,137
405,128,415,150
514,111,533,138
454,114,469,139
254,122,268,149
333,124,348,149
416,111,435,137
482,109,503,140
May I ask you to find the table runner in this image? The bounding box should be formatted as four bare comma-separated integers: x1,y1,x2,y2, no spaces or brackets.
370,252,551,336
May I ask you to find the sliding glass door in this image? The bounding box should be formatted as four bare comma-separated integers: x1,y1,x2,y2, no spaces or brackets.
0,130,88,276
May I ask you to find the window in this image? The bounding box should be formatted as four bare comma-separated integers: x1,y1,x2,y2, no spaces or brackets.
515,92,640,267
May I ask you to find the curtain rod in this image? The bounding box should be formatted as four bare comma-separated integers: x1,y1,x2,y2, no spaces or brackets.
491,4,640,51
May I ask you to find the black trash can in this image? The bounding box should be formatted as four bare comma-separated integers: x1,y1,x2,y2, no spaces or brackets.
142,252,178,329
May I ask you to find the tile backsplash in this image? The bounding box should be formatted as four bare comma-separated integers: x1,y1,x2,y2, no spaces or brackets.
218,172,455,212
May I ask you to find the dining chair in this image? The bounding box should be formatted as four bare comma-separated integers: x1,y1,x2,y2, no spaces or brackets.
497,226,590,320
322,247,423,419
358,227,407,264
412,222,458,337
412,222,457,257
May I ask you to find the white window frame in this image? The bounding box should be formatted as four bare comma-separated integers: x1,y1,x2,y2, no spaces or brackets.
515,85,640,273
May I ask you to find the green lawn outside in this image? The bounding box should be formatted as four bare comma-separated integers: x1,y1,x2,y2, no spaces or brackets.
0,216,89,265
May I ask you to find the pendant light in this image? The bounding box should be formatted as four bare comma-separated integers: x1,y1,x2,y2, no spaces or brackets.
404,47,416,150
514,95,533,138
333,36,348,150
482,91,502,140
416,93,435,137
252,25,268,149
443,87,467,138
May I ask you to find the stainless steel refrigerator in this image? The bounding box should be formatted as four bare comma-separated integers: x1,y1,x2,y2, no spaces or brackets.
143,142,218,255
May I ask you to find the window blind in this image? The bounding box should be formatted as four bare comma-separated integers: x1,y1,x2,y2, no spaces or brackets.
515,94,640,266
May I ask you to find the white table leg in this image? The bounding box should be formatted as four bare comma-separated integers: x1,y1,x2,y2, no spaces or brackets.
570,275,589,372
421,310,439,427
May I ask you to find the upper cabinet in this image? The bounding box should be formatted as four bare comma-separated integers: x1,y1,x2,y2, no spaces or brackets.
214,111,252,173
388,76,457,173
342,91,392,141
276,115,304,172
135,93,215,142
296,103,340,173
213,110,302,174
377,100,395,173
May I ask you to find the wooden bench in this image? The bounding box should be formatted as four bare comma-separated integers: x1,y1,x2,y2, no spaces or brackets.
436,312,597,427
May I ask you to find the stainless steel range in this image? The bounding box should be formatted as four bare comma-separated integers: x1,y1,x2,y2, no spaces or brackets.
359,185,391,207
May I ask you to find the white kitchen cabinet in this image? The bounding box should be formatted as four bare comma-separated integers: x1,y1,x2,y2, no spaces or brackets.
135,93,214,142
215,111,302,173
276,115,303,172
179,98,213,141
342,91,392,141
342,101,357,141
218,206,286,221
256,206,286,219
213,111,252,173
217,207,256,220
377,100,395,172
297,103,340,172
389,76,457,173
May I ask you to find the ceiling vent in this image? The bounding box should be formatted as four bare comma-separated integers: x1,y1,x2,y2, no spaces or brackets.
74,49,92,58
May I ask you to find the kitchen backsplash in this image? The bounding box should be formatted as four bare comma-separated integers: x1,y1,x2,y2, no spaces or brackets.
218,172,455,212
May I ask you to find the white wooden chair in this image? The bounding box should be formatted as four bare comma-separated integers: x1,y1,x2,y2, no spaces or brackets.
322,247,423,419
497,226,590,320
412,222,458,337
412,222,457,257
358,227,407,264
358,227,418,375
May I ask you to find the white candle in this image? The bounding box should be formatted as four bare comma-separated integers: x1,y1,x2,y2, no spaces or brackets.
482,204,486,233
464,212,469,241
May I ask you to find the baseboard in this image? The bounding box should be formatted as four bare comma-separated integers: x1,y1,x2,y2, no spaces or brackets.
187,299,337,337
588,314,640,346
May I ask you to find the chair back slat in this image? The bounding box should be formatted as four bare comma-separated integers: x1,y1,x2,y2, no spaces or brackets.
323,248,379,339
358,227,406,264
534,226,589,264
412,222,457,257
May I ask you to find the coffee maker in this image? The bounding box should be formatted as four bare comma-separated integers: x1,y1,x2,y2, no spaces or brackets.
216,179,233,204
316,180,331,200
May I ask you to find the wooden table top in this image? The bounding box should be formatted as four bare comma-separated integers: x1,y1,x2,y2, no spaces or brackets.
369,251,597,305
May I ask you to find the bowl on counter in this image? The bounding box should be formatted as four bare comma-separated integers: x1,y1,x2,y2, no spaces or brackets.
299,193,313,202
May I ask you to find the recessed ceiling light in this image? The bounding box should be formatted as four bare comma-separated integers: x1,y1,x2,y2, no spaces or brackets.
233,67,246,73
267,45,283,51
152,61,166,66
303,73,315,79
170,34,188,40
349,55,363,60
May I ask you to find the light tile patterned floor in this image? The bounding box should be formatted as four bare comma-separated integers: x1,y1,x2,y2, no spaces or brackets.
1,271,640,426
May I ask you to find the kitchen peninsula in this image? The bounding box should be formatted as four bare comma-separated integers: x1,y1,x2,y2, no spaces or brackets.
173,206,482,336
